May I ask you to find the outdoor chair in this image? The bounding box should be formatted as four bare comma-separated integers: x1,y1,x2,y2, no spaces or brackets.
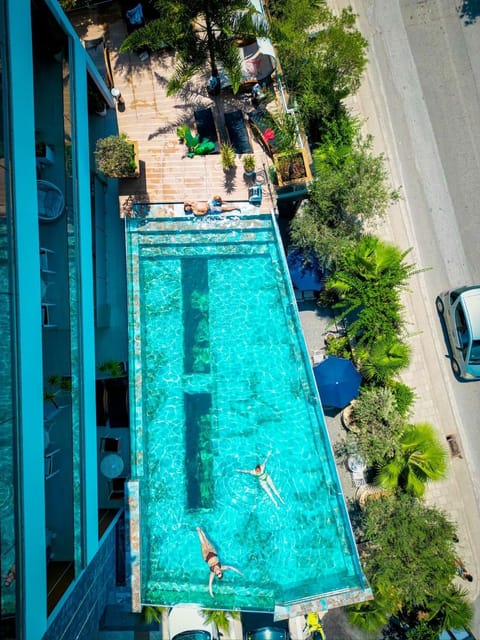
108,477,127,501
100,436,121,453
194,108,219,153
225,110,252,154
104,377,129,428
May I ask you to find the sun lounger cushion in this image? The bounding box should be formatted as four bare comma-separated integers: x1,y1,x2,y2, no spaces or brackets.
224,110,252,154
104,377,129,428
194,108,219,153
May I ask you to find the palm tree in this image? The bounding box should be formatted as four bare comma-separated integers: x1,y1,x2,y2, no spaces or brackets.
356,335,411,384
119,0,269,95
326,235,421,346
425,585,473,633
346,595,391,633
201,609,240,634
376,422,448,497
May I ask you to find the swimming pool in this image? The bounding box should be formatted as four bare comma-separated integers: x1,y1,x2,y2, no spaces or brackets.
125,210,371,614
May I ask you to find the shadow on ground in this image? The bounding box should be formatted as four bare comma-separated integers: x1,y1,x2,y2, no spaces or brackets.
457,0,480,25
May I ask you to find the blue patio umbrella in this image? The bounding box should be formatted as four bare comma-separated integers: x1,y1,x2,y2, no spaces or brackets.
313,356,361,409
287,249,324,292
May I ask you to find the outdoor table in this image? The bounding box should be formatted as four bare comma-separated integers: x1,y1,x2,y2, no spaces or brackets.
100,453,124,479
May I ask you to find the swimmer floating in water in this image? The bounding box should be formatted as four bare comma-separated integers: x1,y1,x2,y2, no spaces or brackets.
196,527,242,597
237,450,285,508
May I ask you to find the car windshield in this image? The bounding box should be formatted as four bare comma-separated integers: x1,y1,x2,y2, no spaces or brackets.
468,340,480,364
172,632,211,640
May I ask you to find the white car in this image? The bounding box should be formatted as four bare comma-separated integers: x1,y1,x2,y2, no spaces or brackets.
168,604,219,640
436,286,480,379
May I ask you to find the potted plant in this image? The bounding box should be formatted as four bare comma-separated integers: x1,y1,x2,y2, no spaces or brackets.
44,374,72,408
176,124,190,144
242,154,256,176
220,143,236,171
98,360,125,378
273,148,312,186
35,142,55,165
94,134,139,178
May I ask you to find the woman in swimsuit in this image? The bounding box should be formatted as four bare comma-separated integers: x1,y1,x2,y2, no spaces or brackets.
2,563,15,588
237,450,285,508
196,527,242,597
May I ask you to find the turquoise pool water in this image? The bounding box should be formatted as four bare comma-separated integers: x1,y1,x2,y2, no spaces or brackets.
126,212,370,613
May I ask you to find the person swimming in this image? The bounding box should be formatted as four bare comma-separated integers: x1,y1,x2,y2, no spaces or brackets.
196,527,242,597
237,450,285,508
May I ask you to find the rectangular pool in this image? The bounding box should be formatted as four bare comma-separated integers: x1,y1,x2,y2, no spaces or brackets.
125,211,371,614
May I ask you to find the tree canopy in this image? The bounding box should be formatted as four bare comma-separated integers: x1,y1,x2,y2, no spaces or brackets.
120,0,269,94
269,0,368,141
360,494,457,612
376,423,448,497
290,118,399,268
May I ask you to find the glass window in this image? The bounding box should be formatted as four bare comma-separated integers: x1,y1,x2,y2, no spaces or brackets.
468,340,480,364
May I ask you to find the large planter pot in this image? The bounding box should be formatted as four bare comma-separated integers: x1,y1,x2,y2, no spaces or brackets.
341,400,359,433
95,135,140,178
273,147,313,187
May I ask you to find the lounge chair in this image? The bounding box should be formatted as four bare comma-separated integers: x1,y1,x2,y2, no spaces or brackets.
104,377,129,428
194,108,219,153
37,180,65,223
96,380,108,426
225,110,252,154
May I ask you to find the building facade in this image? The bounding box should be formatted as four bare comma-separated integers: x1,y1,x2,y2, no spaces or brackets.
0,1,128,638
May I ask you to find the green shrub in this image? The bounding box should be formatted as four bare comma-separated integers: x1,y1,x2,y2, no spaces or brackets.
350,386,405,466
387,380,416,417
94,134,137,178
325,335,351,359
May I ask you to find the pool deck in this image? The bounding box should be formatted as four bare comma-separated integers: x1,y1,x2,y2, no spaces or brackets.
74,4,276,215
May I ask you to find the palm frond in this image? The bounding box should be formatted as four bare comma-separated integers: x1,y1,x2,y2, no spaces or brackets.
167,59,205,96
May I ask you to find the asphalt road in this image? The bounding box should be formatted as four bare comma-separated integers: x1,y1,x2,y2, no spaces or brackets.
328,0,480,635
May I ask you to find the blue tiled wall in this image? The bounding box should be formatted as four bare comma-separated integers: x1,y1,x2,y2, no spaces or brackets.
43,516,121,640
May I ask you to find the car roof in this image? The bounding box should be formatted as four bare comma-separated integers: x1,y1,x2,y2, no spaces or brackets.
461,288,480,340
168,605,213,640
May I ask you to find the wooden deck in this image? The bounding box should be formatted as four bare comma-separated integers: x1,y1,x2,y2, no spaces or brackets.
77,5,276,214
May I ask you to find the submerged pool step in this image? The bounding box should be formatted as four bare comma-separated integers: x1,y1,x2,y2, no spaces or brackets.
136,226,274,247
140,241,271,259
129,214,274,235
